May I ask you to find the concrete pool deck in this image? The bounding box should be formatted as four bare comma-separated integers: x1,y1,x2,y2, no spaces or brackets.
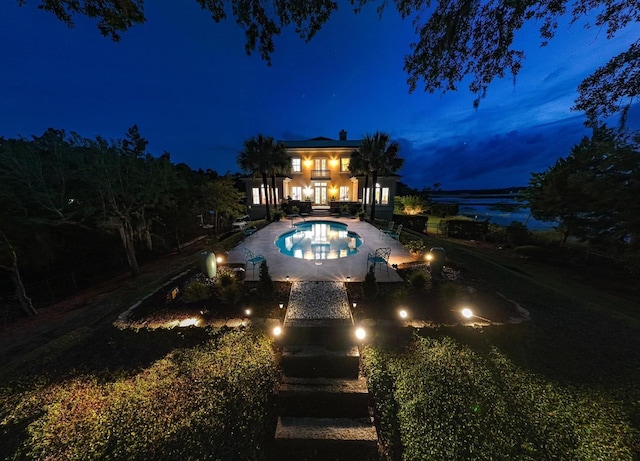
226,216,415,283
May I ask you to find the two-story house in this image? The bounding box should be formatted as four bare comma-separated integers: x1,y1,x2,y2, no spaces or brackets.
242,130,398,221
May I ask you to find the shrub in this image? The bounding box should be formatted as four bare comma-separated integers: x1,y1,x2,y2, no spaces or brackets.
506,221,531,246
408,270,431,292
8,331,278,460
215,268,236,287
404,239,426,255
398,195,428,215
183,279,211,302
363,336,634,460
257,260,274,299
363,266,378,300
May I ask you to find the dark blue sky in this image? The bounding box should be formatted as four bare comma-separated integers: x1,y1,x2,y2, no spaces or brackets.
1,1,638,189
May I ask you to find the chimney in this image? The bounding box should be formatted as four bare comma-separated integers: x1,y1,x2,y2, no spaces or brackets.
339,129,347,141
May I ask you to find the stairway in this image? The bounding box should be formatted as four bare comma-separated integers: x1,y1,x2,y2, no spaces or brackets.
273,282,378,460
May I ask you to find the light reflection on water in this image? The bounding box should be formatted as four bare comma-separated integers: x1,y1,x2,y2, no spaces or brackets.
275,221,362,260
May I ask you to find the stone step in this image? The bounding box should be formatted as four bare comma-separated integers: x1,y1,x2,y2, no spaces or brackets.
275,417,377,442
281,345,360,379
279,376,370,418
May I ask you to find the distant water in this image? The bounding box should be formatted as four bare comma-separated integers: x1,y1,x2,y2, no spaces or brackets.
432,194,558,231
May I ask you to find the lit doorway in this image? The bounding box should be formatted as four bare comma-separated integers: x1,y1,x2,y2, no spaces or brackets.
314,182,327,205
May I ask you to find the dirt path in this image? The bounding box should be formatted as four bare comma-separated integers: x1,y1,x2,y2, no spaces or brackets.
0,242,206,366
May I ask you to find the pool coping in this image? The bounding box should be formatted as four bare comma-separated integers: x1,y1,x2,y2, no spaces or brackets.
226,217,414,282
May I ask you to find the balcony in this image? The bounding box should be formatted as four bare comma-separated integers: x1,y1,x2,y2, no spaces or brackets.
310,169,331,179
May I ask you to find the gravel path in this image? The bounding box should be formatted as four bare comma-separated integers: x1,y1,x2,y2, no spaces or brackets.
285,281,351,320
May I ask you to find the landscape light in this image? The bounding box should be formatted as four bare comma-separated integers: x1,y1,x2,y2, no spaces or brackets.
426,253,433,261
286,275,290,282
461,308,473,319
244,308,252,316
272,326,282,337
179,318,199,327
279,302,284,309
355,327,366,341
346,276,351,282
216,255,224,263
352,302,357,309
399,309,408,319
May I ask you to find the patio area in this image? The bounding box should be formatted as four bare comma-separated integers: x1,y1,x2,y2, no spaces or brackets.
226,216,415,283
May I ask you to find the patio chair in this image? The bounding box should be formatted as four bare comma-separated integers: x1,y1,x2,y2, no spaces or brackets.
388,224,403,241
243,226,257,239
245,248,265,276
380,221,395,237
367,247,391,275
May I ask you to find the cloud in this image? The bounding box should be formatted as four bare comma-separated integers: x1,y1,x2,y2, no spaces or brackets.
398,115,590,190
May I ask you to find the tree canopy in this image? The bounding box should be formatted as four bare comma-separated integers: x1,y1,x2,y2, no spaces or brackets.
19,0,639,124
1,126,244,315
525,126,640,246
357,132,404,222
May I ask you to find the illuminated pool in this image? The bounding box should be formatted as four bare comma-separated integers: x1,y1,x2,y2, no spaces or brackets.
274,220,362,260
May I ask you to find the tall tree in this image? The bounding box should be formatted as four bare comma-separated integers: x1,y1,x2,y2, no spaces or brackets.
268,142,291,209
78,126,178,276
359,132,404,222
0,231,38,317
526,126,640,245
238,134,281,221
349,148,370,212
22,0,639,124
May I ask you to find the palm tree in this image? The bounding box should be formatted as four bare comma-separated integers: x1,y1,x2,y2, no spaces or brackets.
349,148,370,212
268,142,290,210
361,132,404,222
238,134,281,221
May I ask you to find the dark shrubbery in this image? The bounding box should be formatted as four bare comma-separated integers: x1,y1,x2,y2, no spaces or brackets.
363,266,378,300
4,330,278,460
257,260,274,299
364,336,634,460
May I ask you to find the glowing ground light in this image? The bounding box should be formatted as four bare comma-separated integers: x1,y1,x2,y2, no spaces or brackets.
279,302,284,309
426,253,433,261
179,318,199,327
273,326,282,336
216,255,224,263
461,308,473,319
355,327,366,340
244,308,252,316
399,309,408,319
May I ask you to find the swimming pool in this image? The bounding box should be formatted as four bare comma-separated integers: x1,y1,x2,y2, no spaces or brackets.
274,220,363,260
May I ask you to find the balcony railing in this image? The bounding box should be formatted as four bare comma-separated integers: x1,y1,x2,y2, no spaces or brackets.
310,169,331,179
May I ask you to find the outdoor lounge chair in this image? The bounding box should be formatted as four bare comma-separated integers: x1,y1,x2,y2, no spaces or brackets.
243,226,257,239
244,248,265,276
389,224,403,241
367,247,391,275
380,221,395,237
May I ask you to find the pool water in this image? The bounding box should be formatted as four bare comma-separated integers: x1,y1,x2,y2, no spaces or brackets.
275,221,362,260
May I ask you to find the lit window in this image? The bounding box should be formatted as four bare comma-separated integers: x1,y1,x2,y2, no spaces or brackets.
340,158,350,172
381,187,389,205
339,186,350,201
292,158,301,173
252,188,261,205
291,187,302,200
